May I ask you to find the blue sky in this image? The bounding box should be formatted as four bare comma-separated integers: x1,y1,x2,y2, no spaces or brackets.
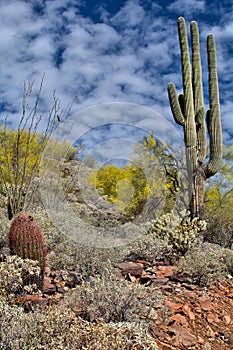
0,0,232,155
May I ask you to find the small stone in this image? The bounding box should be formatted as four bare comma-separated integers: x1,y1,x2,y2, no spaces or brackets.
171,273,190,283
22,295,49,311
43,277,57,294
66,271,82,288
44,266,51,277
151,277,169,285
228,334,233,345
206,312,220,324
128,274,137,282
206,326,216,338
165,301,183,311
223,315,231,325
200,299,213,311
183,304,195,320
195,307,202,313
135,259,151,266
197,336,205,344
204,341,212,350
170,326,197,347
159,284,174,293
117,262,144,277
141,275,169,284
56,286,66,294
170,313,188,326
156,265,178,277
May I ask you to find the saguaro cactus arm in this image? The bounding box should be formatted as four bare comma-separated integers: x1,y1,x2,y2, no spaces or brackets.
190,21,207,163
205,34,222,177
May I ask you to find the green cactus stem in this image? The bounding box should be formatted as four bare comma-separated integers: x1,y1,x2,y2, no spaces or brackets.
8,212,46,290
168,17,222,219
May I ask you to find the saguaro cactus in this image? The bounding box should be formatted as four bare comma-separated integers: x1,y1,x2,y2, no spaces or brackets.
8,212,46,289
168,17,222,219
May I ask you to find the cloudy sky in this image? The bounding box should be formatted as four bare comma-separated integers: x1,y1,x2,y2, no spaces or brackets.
0,0,232,158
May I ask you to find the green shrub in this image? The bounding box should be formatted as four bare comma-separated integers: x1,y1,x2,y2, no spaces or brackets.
0,296,159,349
0,208,9,248
177,243,230,286
204,209,233,248
68,269,163,323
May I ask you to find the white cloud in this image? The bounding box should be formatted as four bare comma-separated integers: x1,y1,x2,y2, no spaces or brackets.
167,0,205,16
0,0,232,149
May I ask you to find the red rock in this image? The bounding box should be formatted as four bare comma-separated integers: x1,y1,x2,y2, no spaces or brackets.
170,313,188,326
117,262,144,277
169,326,197,347
171,273,190,283
195,307,202,313
159,285,174,293
206,326,216,338
228,334,233,345
21,295,49,311
51,270,82,288
183,304,195,320
157,265,178,277
141,274,169,284
44,266,51,277
200,299,213,311
197,336,205,344
135,259,151,266
43,277,57,294
206,312,220,323
223,315,231,324
151,277,169,285
165,301,183,311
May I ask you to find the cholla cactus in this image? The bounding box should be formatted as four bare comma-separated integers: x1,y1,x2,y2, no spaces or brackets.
0,255,41,297
168,17,222,219
8,212,46,290
150,212,206,254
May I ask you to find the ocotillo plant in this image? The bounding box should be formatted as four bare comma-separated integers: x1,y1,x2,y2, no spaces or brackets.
168,17,222,219
8,212,46,290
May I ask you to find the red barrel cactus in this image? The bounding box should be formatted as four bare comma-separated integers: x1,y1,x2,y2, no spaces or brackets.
8,212,46,289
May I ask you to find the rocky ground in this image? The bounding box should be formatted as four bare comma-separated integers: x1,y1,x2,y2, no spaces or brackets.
1,161,232,349
17,257,233,350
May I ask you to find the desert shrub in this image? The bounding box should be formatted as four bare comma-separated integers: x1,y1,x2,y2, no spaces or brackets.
33,208,59,243
222,249,233,276
0,208,9,248
0,255,41,298
125,232,173,263
0,296,159,349
203,209,233,248
177,243,230,286
68,269,163,323
46,239,115,276
46,227,174,276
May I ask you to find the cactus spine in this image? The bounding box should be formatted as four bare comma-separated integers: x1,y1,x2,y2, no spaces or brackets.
168,17,222,219
8,212,46,290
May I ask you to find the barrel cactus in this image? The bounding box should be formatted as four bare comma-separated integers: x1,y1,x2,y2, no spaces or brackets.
8,212,46,290
168,17,222,219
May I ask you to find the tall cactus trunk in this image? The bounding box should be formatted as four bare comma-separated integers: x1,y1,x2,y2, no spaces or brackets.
191,165,206,219
168,17,222,220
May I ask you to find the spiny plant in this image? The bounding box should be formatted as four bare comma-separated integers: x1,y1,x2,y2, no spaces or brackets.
0,77,77,220
8,212,46,290
168,17,222,219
